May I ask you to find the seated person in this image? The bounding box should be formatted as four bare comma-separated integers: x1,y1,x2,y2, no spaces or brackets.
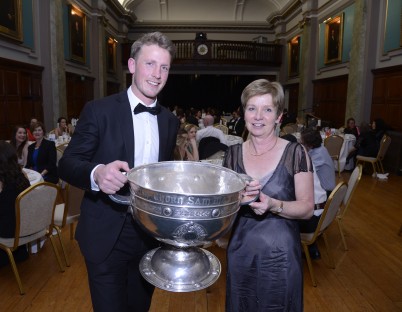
0,141,31,267
344,117,360,138
10,125,29,167
26,122,59,184
53,117,72,138
227,110,245,137
174,124,199,161
26,117,38,141
185,108,201,127
371,118,388,145
196,114,228,145
280,108,297,129
356,122,378,157
298,128,336,259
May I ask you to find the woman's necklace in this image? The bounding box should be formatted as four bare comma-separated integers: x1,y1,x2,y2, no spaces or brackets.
35,139,42,149
248,137,278,156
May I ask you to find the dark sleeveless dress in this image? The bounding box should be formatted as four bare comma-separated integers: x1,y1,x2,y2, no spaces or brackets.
223,142,311,312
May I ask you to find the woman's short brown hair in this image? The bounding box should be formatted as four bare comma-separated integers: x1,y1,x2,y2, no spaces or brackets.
32,121,46,133
241,79,285,117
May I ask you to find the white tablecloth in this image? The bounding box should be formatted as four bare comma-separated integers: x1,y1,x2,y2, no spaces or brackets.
338,134,356,171
56,136,71,147
226,135,243,146
23,168,43,185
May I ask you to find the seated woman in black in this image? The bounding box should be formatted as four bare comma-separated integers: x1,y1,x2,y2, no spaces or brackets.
356,122,380,158
344,117,360,138
26,121,59,184
371,118,387,147
0,141,31,266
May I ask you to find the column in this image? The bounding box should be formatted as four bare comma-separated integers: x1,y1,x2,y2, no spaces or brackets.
297,1,319,122
345,0,367,124
49,0,67,122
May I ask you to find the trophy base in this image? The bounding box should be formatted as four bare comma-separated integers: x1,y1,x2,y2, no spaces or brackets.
139,245,221,292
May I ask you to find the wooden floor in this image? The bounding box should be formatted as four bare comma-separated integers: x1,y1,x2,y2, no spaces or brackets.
1,171,402,312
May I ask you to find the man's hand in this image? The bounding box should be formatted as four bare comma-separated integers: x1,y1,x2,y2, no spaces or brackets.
94,160,130,194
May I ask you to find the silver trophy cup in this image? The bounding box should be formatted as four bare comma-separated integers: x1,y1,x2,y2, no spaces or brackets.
110,161,247,292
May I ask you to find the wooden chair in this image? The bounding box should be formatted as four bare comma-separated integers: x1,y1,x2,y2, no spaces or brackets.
337,164,362,250
356,134,391,176
301,182,348,287
0,182,65,294
53,183,84,267
214,123,229,135
57,143,68,153
324,135,344,177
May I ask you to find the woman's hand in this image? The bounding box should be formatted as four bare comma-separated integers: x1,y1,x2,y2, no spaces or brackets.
249,192,271,215
240,179,261,205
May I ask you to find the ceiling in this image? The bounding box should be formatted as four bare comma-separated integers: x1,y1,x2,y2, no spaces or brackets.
118,0,294,25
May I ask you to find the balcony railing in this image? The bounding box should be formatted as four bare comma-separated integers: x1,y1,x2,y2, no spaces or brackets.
122,40,282,67
173,40,282,66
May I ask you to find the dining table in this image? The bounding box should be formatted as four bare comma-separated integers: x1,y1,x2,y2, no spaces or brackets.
336,134,356,171
23,168,44,185
225,134,243,146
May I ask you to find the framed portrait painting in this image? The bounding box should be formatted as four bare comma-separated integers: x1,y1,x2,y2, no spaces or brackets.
0,0,23,41
324,14,344,64
69,6,86,63
106,36,117,73
288,35,301,77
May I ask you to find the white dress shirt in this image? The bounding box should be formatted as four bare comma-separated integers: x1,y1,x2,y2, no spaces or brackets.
127,88,159,167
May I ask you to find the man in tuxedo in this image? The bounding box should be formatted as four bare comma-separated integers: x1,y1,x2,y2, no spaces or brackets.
58,32,179,312
227,110,245,137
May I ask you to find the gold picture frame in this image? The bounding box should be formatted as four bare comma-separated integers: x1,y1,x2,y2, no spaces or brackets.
0,0,23,41
106,36,117,73
288,35,301,77
69,6,86,63
324,14,344,64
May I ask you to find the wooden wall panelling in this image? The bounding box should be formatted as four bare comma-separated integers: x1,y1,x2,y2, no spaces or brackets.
372,65,402,132
66,72,94,120
20,72,43,126
0,58,43,140
312,75,348,128
285,83,299,117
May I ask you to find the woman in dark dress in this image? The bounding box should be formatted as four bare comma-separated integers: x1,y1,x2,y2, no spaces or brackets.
224,79,314,312
344,117,360,138
0,141,31,266
26,121,58,184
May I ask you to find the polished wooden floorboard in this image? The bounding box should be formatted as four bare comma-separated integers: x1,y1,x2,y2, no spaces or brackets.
1,172,401,311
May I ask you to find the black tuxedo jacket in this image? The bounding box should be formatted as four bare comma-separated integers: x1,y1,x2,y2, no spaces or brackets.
26,139,58,184
58,91,179,263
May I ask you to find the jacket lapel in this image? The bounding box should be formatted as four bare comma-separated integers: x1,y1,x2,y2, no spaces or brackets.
157,104,169,161
117,91,135,167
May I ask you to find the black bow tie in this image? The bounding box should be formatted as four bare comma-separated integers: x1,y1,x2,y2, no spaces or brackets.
134,103,161,115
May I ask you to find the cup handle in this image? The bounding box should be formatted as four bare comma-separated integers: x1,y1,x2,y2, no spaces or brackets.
238,174,260,205
108,194,131,206
240,191,260,206
108,171,132,206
